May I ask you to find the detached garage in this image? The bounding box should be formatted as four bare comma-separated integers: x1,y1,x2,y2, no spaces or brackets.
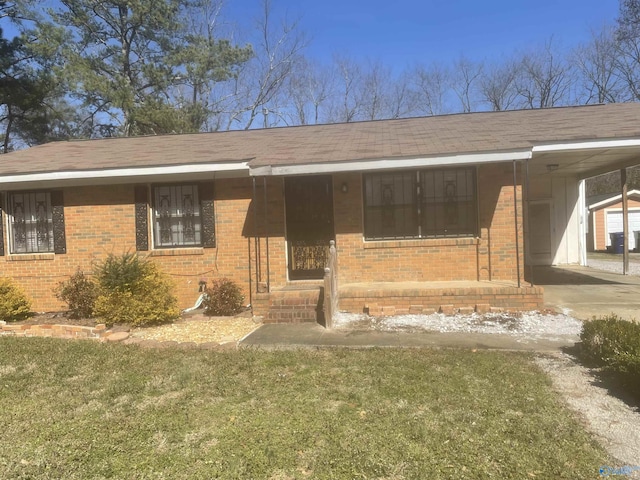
587,190,640,252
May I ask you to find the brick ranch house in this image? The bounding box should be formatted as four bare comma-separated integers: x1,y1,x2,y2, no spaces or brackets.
587,190,640,252
1,103,640,323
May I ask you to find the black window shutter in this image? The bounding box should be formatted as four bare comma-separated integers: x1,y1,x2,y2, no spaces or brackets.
200,182,216,248
134,186,149,251
0,195,4,256
51,191,66,254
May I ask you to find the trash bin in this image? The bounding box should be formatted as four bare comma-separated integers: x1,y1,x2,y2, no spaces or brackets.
635,231,640,253
610,232,625,254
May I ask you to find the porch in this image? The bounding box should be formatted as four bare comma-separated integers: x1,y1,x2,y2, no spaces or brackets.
251,279,544,324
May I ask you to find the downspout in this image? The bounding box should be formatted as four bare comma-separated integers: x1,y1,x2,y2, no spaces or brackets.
264,176,270,292
252,177,260,288
513,160,521,288
248,177,256,306
525,157,533,287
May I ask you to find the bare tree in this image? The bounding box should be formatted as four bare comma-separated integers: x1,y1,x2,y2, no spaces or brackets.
408,62,450,116
572,25,625,104
222,0,307,130
616,0,640,101
360,60,402,121
451,56,483,113
386,70,414,119
284,58,334,125
326,54,364,123
516,38,576,108
478,57,521,111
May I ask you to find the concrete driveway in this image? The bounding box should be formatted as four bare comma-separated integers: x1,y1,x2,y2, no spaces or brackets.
529,265,640,321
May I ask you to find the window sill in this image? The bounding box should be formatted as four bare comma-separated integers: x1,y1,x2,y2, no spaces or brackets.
6,253,56,261
149,247,205,257
363,237,479,249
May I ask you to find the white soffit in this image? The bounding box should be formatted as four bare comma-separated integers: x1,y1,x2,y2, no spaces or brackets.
0,162,250,186
251,150,533,176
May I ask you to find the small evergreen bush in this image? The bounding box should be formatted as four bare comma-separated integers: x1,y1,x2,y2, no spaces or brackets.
203,278,244,316
54,269,97,319
0,278,31,322
93,253,179,327
94,251,146,293
580,314,640,376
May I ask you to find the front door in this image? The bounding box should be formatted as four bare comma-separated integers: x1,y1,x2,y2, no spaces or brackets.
285,176,334,280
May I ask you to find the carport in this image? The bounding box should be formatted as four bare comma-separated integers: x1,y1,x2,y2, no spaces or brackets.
530,264,640,320
525,138,640,279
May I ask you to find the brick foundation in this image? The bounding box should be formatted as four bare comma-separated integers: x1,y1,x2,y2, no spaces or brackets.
339,283,544,316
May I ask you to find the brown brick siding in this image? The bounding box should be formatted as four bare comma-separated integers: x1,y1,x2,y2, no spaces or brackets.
331,163,524,285
1,181,254,312
1,162,528,317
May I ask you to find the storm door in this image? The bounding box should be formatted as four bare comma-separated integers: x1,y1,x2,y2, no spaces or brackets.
285,176,334,280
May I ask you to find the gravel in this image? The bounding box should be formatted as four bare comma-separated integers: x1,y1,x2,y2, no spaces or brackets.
588,258,640,276
333,310,582,340
536,353,640,478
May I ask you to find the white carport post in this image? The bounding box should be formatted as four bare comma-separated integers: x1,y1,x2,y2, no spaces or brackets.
578,179,587,267
622,168,630,275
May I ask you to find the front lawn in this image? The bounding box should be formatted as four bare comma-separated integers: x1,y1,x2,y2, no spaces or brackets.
0,339,607,479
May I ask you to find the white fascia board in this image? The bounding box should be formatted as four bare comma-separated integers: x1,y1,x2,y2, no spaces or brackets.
0,162,249,185
588,189,640,210
251,150,532,176
533,138,640,153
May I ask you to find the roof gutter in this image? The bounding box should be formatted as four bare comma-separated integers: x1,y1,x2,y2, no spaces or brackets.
532,138,640,153
0,162,249,188
250,150,533,176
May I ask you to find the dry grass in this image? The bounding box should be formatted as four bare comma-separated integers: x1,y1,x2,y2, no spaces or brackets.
0,338,610,479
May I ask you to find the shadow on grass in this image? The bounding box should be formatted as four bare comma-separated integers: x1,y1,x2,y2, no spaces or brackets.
562,343,640,412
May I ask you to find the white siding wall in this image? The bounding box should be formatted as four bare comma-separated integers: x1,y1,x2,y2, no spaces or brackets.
527,174,581,266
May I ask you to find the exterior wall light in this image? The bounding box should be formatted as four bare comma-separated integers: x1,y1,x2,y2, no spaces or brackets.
341,182,348,193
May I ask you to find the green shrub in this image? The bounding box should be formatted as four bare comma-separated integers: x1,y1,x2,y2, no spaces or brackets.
93,253,179,327
203,278,244,316
580,314,640,376
0,278,31,322
54,269,97,319
94,251,146,293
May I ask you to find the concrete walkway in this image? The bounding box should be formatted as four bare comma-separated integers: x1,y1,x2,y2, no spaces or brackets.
241,323,577,352
530,265,640,321
242,264,640,351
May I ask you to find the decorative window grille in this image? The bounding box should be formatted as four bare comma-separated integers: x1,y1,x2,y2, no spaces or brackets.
153,185,202,247
9,192,54,253
363,167,477,240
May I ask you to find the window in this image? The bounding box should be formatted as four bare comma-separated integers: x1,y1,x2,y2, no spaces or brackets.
8,191,55,253
153,185,202,247
363,167,477,240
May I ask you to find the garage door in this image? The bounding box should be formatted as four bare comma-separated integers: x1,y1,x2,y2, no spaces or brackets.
606,210,640,250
